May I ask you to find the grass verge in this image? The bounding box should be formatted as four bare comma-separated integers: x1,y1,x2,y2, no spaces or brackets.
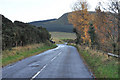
2,42,57,67
76,45,119,78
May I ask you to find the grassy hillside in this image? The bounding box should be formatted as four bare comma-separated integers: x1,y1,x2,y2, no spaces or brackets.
29,12,74,33
29,11,96,33
39,24,73,33
30,19,57,25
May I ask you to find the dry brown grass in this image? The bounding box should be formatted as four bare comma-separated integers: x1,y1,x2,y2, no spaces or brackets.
3,43,44,58
81,46,110,61
2,43,57,66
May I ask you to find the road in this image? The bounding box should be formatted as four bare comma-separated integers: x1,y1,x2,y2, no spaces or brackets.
2,44,93,79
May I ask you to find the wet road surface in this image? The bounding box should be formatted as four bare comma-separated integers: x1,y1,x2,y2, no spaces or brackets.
2,44,93,79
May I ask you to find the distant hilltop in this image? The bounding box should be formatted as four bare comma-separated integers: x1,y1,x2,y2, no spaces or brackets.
29,11,96,33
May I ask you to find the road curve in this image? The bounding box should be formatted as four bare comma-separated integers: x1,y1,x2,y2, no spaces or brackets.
2,44,93,79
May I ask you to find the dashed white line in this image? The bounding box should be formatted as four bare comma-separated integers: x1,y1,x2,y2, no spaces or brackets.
58,52,62,55
30,64,47,80
30,52,62,80
51,57,56,62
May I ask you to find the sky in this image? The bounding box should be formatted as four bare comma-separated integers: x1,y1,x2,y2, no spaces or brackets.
0,0,102,22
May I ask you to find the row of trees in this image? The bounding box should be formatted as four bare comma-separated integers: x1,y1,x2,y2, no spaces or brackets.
68,0,119,54
2,15,51,50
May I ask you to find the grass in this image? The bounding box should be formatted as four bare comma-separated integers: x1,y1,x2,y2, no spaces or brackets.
50,32,76,44
76,45,119,78
2,42,57,67
50,32,76,39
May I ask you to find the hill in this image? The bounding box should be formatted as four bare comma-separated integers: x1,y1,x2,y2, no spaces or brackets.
2,15,51,50
30,19,57,25
29,11,96,33
29,12,74,33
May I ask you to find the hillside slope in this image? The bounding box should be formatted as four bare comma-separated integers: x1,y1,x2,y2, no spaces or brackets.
2,15,51,50
29,11,96,33
29,12,74,33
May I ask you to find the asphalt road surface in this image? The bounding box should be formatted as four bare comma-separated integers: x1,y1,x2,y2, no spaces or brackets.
2,44,93,79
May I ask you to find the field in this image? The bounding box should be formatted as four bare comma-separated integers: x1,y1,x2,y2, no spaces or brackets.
50,32,76,44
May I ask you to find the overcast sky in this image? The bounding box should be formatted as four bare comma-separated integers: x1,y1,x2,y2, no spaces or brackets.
0,0,102,22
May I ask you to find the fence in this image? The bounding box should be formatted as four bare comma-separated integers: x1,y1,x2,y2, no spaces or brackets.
107,53,119,58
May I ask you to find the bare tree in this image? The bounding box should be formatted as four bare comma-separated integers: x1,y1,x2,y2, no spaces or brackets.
99,0,120,54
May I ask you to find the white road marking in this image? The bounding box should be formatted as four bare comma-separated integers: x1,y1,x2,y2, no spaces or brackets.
30,52,62,80
51,57,56,62
58,52,62,55
30,64,47,80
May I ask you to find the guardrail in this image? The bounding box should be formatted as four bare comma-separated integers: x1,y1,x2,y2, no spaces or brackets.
107,53,119,58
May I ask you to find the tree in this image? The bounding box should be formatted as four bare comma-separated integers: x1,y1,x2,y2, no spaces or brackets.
88,23,97,49
94,6,118,53
2,16,51,50
98,0,120,54
68,0,90,44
